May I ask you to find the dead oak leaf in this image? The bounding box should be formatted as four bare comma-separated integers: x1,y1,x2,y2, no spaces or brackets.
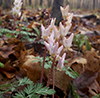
0,45,17,59
73,69,98,97
89,80,100,96
68,57,87,73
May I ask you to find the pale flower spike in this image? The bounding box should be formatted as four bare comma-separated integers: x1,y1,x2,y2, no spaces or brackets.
56,45,63,55
63,33,74,49
12,0,23,17
60,22,72,37
44,41,59,56
54,26,60,40
66,13,73,25
57,53,66,71
41,24,50,39
47,32,55,46
60,5,69,20
50,18,56,31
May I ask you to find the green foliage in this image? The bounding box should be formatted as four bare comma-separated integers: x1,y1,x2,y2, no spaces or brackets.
0,62,4,68
62,66,80,79
0,77,55,98
33,27,41,38
64,60,68,63
0,77,33,93
13,81,55,98
0,20,3,25
0,28,37,41
13,83,55,98
92,94,100,98
71,83,80,98
73,34,91,51
32,56,52,69
32,56,79,79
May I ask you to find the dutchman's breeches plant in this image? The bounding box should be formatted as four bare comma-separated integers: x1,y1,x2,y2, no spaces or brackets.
40,5,74,98
12,0,23,30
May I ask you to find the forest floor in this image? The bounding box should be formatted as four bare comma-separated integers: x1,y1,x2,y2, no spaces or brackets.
0,7,100,98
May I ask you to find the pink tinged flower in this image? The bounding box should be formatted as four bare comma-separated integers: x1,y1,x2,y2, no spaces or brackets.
12,7,21,17
47,32,55,46
41,24,50,39
60,5,69,20
57,45,63,55
12,0,23,17
44,41,59,56
57,53,66,70
56,45,63,60
59,22,72,37
66,13,73,25
63,33,74,49
50,18,56,32
54,26,60,40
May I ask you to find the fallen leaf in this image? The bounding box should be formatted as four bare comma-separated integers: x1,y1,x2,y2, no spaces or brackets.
73,69,98,97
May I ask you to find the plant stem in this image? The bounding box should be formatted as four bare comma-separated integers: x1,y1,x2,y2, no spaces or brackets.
47,56,56,87
44,56,56,97
52,68,55,98
40,46,46,83
13,17,16,30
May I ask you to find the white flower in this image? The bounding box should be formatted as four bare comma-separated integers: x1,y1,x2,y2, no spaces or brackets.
59,22,72,37
54,26,60,40
41,24,50,39
63,33,74,49
44,41,59,56
56,45,63,55
66,13,73,25
12,0,23,17
60,5,69,20
57,53,66,70
47,32,55,46
50,18,56,32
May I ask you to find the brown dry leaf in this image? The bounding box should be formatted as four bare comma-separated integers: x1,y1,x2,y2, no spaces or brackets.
68,57,87,73
3,60,16,72
78,27,90,34
69,57,87,66
89,80,100,96
44,69,72,97
91,37,100,54
96,69,100,86
83,51,100,71
0,73,10,85
27,21,41,31
0,45,16,59
3,71,16,79
73,69,98,97
94,25,100,32
0,15,7,20
0,40,4,48
0,38,26,79
20,55,41,83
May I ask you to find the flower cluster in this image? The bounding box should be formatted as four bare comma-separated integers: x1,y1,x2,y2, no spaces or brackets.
41,5,74,70
60,5,73,25
12,0,23,17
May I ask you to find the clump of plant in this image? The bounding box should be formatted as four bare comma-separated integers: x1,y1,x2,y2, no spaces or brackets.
33,56,52,69
0,27,37,41
39,5,76,98
12,0,23,30
0,77,55,98
0,0,40,42
73,34,91,51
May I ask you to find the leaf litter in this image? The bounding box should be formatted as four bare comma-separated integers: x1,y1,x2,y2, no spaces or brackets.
0,7,100,98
